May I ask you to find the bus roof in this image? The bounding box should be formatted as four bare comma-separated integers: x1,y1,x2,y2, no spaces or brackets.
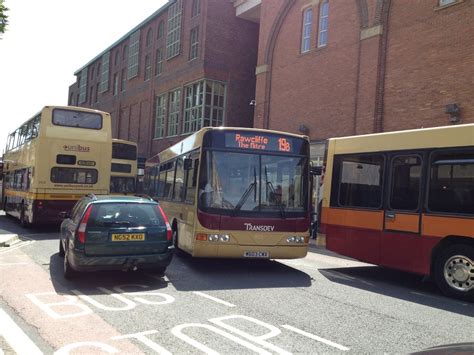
146,126,309,165
112,138,138,146
329,123,474,155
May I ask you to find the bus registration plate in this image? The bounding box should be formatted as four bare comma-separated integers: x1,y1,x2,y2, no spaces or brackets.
244,251,269,258
111,233,145,242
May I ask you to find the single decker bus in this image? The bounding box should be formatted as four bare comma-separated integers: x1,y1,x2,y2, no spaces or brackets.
144,127,311,259
320,124,474,300
1,106,112,226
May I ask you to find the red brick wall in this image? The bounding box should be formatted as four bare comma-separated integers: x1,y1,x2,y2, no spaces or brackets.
69,0,258,159
383,0,474,131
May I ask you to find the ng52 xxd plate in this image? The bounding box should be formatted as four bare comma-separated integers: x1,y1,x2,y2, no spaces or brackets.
111,233,145,242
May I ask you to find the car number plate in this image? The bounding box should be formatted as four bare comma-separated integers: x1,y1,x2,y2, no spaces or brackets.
244,251,269,258
111,233,145,242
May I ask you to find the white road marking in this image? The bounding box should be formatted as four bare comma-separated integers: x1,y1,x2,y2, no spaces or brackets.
192,291,236,307
0,308,43,355
0,240,35,255
172,323,271,355
113,330,172,355
282,324,350,351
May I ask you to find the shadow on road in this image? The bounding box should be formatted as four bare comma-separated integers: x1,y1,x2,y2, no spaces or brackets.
166,253,312,291
319,266,474,316
0,214,60,240
49,252,170,296
47,250,312,296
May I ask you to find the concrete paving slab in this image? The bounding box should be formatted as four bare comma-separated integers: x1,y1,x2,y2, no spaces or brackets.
0,234,20,247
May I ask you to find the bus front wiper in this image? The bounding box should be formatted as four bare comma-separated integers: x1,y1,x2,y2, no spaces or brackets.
233,167,257,213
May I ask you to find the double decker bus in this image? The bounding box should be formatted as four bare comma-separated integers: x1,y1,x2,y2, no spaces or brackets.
110,139,138,194
320,124,474,300
144,127,311,259
1,106,112,226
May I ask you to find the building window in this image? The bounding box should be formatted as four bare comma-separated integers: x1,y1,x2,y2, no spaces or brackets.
113,73,119,95
192,0,200,17
128,30,141,79
155,49,163,76
189,27,199,60
157,20,164,39
301,8,312,53
90,67,95,80
78,67,88,104
183,79,226,133
115,51,120,65
318,0,329,47
144,55,151,81
95,83,99,103
89,86,94,105
184,81,204,133
166,0,183,59
99,51,110,93
121,69,126,92
204,80,226,128
168,88,181,136
123,45,128,61
439,0,457,6
146,28,153,47
154,94,166,138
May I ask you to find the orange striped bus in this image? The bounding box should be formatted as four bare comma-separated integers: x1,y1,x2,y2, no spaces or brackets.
321,124,474,300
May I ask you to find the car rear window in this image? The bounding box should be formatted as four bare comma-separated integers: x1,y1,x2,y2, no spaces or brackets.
87,203,164,228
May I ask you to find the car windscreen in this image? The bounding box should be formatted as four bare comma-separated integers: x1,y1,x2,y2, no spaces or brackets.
87,203,164,228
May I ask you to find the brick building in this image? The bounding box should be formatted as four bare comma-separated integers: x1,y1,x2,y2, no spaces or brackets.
68,0,259,158
233,0,474,161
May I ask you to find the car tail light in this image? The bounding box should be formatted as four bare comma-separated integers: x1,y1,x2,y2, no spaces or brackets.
157,205,172,241
77,206,92,244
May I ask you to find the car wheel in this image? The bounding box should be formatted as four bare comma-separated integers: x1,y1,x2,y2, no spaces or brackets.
63,245,77,279
434,244,474,301
58,239,65,257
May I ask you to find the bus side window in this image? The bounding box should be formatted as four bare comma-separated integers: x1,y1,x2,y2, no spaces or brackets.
185,158,199,203
174,158,185,201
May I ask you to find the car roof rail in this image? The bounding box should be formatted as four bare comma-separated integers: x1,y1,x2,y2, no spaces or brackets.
86,193,97,200
134,193,154,201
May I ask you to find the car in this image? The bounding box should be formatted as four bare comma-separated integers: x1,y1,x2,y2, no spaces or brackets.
58,194,173,279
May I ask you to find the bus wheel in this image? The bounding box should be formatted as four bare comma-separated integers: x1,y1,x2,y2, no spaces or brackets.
434,244,474,301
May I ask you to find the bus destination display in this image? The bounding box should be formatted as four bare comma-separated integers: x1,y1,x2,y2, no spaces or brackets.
225,133,293,153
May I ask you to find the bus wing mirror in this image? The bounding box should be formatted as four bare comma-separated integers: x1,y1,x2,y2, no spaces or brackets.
184,158,193,170
310,166,323,176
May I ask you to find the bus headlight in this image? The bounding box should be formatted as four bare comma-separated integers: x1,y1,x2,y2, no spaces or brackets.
219,234,230,242
208,234,220,242
286,236,305,244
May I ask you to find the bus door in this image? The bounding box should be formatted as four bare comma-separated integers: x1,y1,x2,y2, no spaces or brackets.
381,153,425,273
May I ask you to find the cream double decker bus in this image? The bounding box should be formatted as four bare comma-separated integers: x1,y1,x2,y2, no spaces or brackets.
110,139,138,194
320,124,474,300
1,106,112,226
145,127,311,259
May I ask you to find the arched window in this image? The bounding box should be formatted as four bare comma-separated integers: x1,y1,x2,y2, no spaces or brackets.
301,7,312,53
318,0,329,47
146,28,153,47
114,51,120,65
123,45,128,61
157,21,164,39
192,0,200,17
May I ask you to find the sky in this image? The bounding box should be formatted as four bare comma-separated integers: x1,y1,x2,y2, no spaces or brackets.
0,0,167,154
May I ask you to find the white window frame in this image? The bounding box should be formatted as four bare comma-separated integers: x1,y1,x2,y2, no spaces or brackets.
78,67,88,104
301,7,312,53
128,30,141,79
154,94,167,138
99,52,110,93
318,0,329,48
166,0,183,59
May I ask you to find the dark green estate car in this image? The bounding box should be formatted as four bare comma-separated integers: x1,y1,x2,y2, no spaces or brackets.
59,194,173,279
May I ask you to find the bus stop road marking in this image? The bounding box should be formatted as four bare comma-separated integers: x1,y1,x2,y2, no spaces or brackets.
192,292,236,307
281,325,350,351
0,309,43,355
